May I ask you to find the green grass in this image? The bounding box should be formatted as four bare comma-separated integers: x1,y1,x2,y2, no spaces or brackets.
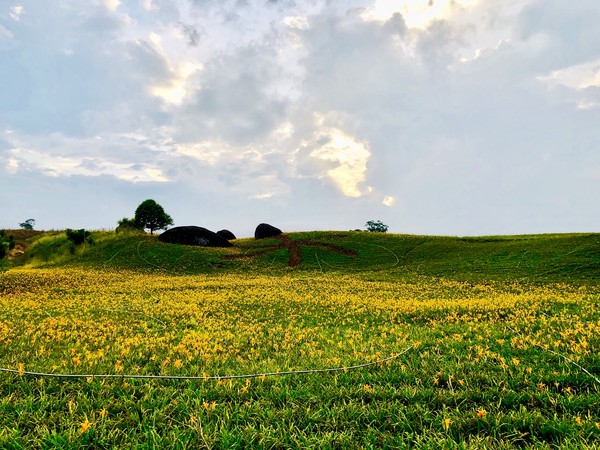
0,230,599,448
14,230,600,284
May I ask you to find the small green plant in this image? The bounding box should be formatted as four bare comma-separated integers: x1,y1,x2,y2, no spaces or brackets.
65,228,92,245
19,219,35,230
365,220,388,233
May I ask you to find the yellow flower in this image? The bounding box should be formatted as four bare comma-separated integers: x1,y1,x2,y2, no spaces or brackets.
202,401,217,410
476,408,487,418
17,363,25,376
80,416,93,434
443,418,451,431
99,408,108,419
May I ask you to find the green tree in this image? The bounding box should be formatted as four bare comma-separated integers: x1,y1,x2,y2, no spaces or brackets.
134,200,173,235
19,219,35,230
365,220,389,233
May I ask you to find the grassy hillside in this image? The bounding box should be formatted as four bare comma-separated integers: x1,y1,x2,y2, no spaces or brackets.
1,231,599,448
10,230,600,285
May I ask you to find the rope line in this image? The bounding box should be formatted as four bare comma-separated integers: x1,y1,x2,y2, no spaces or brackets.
0,346,413,381
94,308,167,327
506,325,600,386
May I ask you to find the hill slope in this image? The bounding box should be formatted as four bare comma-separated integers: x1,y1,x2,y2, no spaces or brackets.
8,230,600,285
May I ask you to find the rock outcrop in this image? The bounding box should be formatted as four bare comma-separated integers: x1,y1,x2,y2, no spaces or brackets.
216,229,236,240
159,226,233,247
254,223,282,239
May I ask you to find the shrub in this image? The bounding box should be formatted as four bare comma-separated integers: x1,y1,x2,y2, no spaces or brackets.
0,230,12,258
116,217,143,234
65,229,92,245
0,231,7,258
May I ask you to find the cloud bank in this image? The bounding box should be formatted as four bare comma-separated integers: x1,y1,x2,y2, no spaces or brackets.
1,0,598,236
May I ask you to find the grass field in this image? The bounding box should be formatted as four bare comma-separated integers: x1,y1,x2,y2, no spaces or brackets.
0,230,599,448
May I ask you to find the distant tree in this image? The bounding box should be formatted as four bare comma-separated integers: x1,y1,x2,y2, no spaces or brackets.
116,217,143,234
365,220,389,233
19,219,35,230
134,200,173,235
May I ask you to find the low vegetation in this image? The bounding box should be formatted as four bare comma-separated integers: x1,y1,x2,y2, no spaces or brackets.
0,230,598,448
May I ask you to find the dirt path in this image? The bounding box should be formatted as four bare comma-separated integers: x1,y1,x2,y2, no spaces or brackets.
276,234,302,267
224,233,358,268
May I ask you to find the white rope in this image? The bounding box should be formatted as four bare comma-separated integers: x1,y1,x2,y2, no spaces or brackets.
315,253,323,272
136,241,162,269
367,244,400,267
506,325,600,386
0,345,413,381
95,308,167,327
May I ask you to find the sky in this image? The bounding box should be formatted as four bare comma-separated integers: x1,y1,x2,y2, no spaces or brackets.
1,0,599,238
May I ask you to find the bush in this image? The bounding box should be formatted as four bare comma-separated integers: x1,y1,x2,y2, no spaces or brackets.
116,217,143,234
65,229,92,245
0,230,10,259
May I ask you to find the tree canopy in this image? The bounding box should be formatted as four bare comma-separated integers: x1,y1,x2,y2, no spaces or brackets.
19,219,35,230
134,200,173,235
365,220,389,233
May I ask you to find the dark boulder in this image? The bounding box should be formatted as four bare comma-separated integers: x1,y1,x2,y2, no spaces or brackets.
159,226,233,247
255,223,282,239
216,229,236,240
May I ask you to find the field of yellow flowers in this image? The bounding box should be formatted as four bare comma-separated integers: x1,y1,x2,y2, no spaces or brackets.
0,264,599,448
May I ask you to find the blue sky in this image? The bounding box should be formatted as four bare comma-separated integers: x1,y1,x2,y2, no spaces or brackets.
1,0,598,237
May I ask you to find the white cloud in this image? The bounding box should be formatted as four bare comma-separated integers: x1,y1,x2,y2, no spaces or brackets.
151,61,203,105
302,127,371,198
1,0,599,234
6,158,19,173
538,59,600,90
362,0,480,29
104,0,121,13
142,0,156,12
9,148,168,182
284,16,310,30
9,6,24,22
